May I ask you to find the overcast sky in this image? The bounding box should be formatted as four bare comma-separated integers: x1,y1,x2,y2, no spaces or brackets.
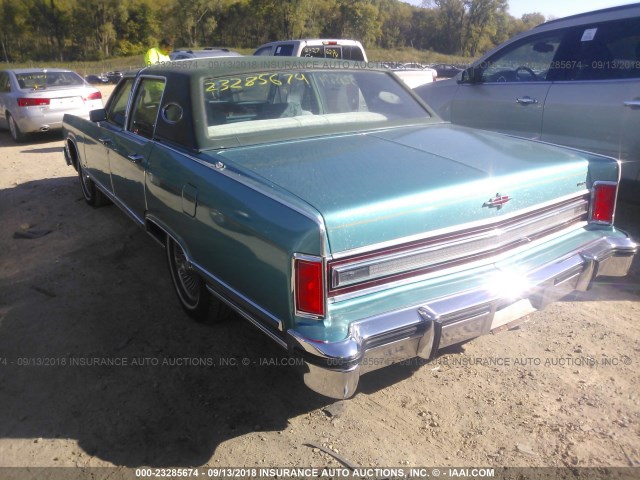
403,1,636,20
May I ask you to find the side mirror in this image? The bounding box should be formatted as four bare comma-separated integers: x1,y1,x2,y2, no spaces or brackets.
458,66,481,84
89,108,107,122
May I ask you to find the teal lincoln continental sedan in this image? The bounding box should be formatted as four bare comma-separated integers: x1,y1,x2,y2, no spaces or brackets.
63,57,636,399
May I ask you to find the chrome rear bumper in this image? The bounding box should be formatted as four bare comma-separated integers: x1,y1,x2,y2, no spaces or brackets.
288,235,636,399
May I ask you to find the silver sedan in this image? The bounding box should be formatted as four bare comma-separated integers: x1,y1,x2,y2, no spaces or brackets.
0,68,104,143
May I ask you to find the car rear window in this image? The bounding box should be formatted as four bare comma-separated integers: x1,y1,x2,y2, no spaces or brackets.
16,71,84,89
203,69,430,143
301,45,365,61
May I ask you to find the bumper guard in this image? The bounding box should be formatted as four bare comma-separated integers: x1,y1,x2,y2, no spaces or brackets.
287,235,636,399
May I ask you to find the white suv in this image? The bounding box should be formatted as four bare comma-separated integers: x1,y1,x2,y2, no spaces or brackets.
254,39,367,62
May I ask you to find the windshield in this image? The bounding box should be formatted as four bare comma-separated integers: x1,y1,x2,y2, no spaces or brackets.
16,71,84,90
203,69,431,145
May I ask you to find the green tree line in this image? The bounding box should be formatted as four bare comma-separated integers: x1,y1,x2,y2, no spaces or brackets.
0,0,546,62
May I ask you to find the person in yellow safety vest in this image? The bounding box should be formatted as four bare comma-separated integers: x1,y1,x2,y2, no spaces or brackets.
144,38,173,66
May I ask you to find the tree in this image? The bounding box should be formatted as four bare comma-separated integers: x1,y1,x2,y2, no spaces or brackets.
69,0,127,59
169,0,218,47
337,0,381,46
261,0,313,40
115,1,157,56
461,0,508,57
31,0,72,61
420,0,517,56
521,12,545,29
0,0,31,61
377,0,413,48
0,0,539,62
429,0,466,54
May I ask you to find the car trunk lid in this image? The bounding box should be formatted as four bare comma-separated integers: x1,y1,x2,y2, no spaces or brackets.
215,124,590,253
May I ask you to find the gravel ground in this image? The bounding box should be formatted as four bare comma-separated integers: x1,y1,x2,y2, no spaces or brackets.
0,85,639,479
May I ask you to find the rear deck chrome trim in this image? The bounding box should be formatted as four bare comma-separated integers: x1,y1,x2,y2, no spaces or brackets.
329,190,590,261
328,195,590,301
330,196,588,292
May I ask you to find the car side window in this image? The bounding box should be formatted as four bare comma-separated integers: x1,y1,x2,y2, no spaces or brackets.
342,45,365,61
273,44,294,56
106,78,134,127
480,32,563,83
128,78,166,139
555,18,640,81
254,46,273,56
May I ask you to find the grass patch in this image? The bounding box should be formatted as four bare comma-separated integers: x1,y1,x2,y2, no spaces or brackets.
4,47,474,74
366,46,474,66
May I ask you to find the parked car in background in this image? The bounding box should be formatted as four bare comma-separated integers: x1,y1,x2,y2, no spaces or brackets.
170,48,242,60
389,63,438,88
254,39,368,62
105,71,123,84
401,62,429,70
428,63,464,78
0,68,103,143
380,61,404,69
85,73,109,84
415,3,640,201
62,57,635,398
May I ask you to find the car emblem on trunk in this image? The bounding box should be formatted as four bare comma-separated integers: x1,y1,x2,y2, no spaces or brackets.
483,193,511,209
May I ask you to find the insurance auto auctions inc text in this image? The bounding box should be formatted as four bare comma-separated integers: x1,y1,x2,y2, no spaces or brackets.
137,467,496,479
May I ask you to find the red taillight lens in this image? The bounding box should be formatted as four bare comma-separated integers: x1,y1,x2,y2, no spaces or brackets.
591,182,617,224
295,258,325,317
17,97,50,107
83,91,102,102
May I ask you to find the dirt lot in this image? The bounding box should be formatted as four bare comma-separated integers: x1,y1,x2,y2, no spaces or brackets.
0,86,639,477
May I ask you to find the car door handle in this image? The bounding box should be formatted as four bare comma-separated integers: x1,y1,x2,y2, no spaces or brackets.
516,96,538,105
127,153,145,164
98,137,112,145
623,100,640,108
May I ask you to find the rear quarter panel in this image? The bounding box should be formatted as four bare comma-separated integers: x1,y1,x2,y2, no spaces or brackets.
145,145,326,331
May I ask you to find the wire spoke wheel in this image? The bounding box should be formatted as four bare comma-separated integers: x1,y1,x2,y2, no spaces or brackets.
166,236,212,321
173,244,201,304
